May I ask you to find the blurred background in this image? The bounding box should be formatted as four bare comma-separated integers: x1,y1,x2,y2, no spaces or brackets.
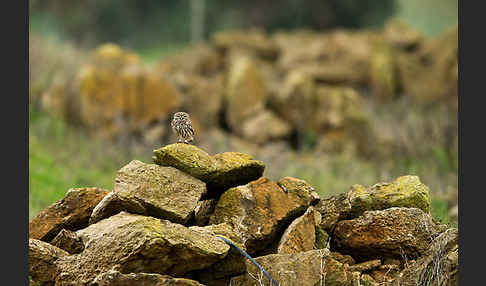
29,0,458,226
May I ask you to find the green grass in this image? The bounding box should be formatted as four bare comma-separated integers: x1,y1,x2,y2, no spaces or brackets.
29,107,151,219
135,42,188,65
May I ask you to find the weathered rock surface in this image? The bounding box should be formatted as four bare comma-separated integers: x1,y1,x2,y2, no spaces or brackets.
391,228,458,286
317,175,431,232
54,212,229,284
78,43,181,139
212,29,279,60
50,229,84,254
333,207,446,261
29,239,69,285
230,249,354,286
153,143,265,192
277,206,321,254
225,54,266,135
240,110,292,144
209,177,317,254
29,187,110,241
90,160,206,224
347,259,381,273
194,199,217,226
92,269,205,286
190,223,248,284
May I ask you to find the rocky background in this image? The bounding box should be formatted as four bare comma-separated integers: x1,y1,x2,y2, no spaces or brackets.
29,143,458,286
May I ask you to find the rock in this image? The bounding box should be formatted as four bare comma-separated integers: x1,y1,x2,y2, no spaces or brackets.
360,274,379,286
194,199,217,226
317,175,431,232
225,54,266,136
160,43,222,76
348,259,381,272
29,187,110,241
240,110,292,144
391,228,458,286
330,252,356,266
209,177,317,254
277,176,321,206
276,30,374,85
271,70,316,132
190,223,247,282
29,239,69,285
230,249,354,286
369,35,397,100
90,160,206,225
50,229,84,254
277,206,321,254
153,144,265,192
314,226,330,250
212,29,279,60
153,144,215,181
347,175,431,216
78,44,181,139
396,25,458,103
333,207,447,261
55,212,229,284
92,269,204,286
384,19,424,51
172,73,224,131
312,85,367,133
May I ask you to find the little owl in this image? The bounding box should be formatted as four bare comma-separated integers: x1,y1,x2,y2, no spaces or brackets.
171,112,195,144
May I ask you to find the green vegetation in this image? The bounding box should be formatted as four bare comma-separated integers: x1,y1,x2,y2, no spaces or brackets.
29,107,151,219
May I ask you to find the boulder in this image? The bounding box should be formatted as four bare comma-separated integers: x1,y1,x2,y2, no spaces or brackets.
89,160,206,225
211,29,279,60
29,187,110,241
369,35,397,100
333,207,447,261
348,259,381,272
78,43,181,139
277,206,321,254
230,249,354,286
275,30,374,85
271,70,316,131
159,43,222,76
240,110,292,145
50,229,84,254
29,239,69,285
153,143,265,192
225,53,266,136
317,175,431,232
55,212,229,284
277,176,321,205
171,73,224,131
391,228,458,286
209,177,317,254
92,270,204,286
190,223,248,284
383,19,424,51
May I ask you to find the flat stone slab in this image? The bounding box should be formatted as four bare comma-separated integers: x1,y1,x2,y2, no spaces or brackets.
316,175,431,232
90,160,206,224
29,187,110,241
333,207,447,261
153,143,265,192
55,212,229,284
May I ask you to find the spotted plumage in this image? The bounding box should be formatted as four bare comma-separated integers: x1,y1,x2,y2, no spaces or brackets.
171,112,195,144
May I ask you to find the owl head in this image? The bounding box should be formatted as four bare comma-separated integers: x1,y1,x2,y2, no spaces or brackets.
173,112,190,121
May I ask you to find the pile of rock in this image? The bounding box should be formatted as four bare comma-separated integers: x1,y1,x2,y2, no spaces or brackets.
29,144,458,285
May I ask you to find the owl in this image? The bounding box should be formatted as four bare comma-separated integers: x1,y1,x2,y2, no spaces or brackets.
171,112,195,144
